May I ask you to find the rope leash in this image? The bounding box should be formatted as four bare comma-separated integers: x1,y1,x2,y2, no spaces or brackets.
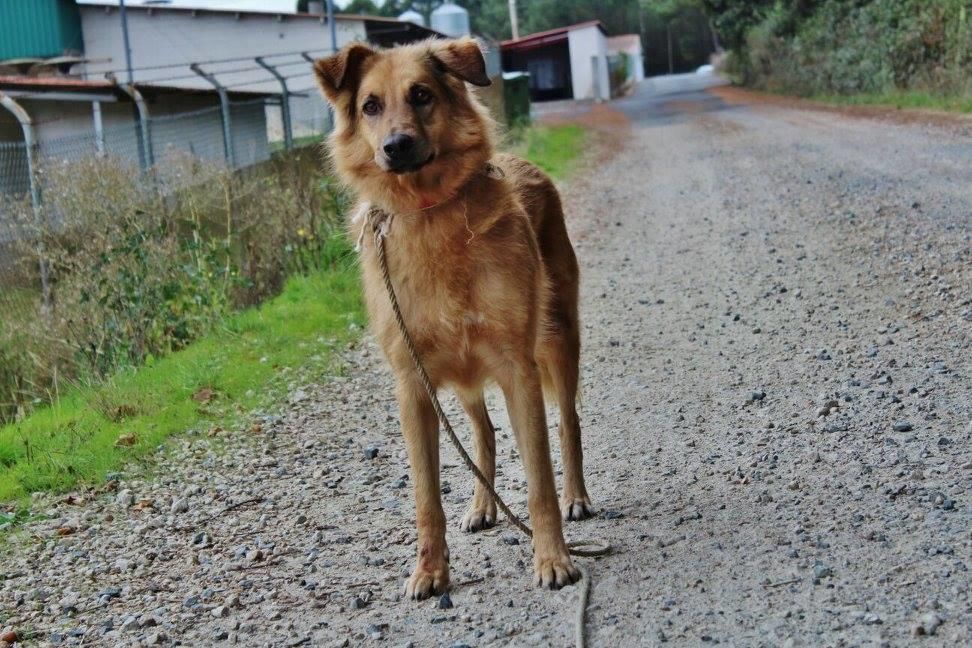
369,210,610,648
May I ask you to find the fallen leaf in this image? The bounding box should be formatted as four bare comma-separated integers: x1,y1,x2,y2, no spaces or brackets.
114,433,137,447
192,387,216,404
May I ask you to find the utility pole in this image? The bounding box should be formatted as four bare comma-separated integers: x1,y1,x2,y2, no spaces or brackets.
508,0,519,40
120,0,134,83
326,0,337,53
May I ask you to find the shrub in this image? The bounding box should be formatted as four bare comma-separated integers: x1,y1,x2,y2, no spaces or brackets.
0,147,346,423
726,0,971,98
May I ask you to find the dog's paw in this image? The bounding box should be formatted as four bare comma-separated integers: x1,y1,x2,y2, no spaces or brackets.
533,551,581,590
560,495,594,521
460,500,497,532
405,565,450,601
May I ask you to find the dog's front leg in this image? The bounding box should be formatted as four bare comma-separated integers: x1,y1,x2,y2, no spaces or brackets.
497,356,581,589
397,377,449,600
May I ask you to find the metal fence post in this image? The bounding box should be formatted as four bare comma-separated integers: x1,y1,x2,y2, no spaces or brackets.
110,76,154,169
255,57,293,151
92,101,106,156
301,51,332,135
191,64,236,168
0,91,51,312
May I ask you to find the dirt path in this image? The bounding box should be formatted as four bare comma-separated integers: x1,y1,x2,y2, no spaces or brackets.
2,82,971,647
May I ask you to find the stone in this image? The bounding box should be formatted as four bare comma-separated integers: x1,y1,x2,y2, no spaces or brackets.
912,612,943,636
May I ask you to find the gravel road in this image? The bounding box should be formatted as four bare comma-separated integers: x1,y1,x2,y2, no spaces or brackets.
2,79,970,647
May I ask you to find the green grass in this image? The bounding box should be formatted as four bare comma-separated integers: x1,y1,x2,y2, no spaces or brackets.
518,124,587,179
0,124,586,508
0,237,363,504
811,90,972,114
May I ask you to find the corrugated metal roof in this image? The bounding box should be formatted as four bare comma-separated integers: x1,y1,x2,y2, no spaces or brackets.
500,20,606,50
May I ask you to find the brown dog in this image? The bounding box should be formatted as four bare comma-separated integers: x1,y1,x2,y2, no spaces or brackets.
314,37,592,599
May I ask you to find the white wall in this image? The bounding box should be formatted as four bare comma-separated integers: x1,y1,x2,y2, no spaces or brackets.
567,25,609,101
79,7,366,95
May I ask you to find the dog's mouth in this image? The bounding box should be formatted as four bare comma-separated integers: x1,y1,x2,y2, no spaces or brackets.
386,152,435,175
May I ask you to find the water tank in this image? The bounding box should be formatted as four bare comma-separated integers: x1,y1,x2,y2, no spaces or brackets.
430,1,470,38
398,9,425,27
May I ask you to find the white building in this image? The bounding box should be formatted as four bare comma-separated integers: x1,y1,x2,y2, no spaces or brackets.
501,21,610,102
76,2,438,93
74,2,441,136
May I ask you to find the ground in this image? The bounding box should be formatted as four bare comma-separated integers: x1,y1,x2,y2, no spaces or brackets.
2,75,971,647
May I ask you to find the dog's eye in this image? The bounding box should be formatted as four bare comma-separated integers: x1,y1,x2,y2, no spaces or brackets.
411,87,432,105
362,98,381,116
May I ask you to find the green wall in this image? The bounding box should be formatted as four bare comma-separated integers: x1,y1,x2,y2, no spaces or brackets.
0,0,84,60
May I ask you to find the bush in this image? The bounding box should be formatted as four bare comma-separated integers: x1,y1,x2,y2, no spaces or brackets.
0,148,347,423
726,0,971,98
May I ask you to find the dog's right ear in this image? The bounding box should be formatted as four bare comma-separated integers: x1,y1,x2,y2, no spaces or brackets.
313,43,376,103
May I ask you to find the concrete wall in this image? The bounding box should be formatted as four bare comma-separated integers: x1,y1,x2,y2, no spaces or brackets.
78,7,366,94
567,25,609,101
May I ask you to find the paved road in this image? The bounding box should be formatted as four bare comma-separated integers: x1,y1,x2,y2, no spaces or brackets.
2,78,971,647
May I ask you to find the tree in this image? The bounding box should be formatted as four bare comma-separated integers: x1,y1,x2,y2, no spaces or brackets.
343,0,382,14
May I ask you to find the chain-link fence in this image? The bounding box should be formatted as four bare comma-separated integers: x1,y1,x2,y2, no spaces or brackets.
0,95,331,316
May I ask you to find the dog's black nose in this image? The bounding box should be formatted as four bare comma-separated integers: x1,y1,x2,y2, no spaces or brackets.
383,134,415,161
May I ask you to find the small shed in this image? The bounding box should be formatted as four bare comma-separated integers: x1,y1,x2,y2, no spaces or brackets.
500,21,610,102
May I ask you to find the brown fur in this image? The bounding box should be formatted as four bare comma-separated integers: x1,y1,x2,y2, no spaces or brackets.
315,38,592,599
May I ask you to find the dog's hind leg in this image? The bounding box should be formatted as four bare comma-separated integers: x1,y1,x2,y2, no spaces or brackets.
497,354,580,589
539,331,594,521
398,377,450,600
457,388,498,532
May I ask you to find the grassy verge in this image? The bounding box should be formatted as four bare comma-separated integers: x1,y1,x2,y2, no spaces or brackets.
0,124,585,511
811,90,972,114
0,235,362,505
516,124,586,180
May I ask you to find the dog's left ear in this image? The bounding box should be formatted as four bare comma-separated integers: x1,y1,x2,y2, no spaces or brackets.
430,37,491,87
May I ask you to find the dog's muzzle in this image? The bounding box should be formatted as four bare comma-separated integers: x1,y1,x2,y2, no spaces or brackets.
382,134,433,173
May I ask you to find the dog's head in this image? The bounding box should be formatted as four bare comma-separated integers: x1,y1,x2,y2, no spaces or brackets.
314,38,494,206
